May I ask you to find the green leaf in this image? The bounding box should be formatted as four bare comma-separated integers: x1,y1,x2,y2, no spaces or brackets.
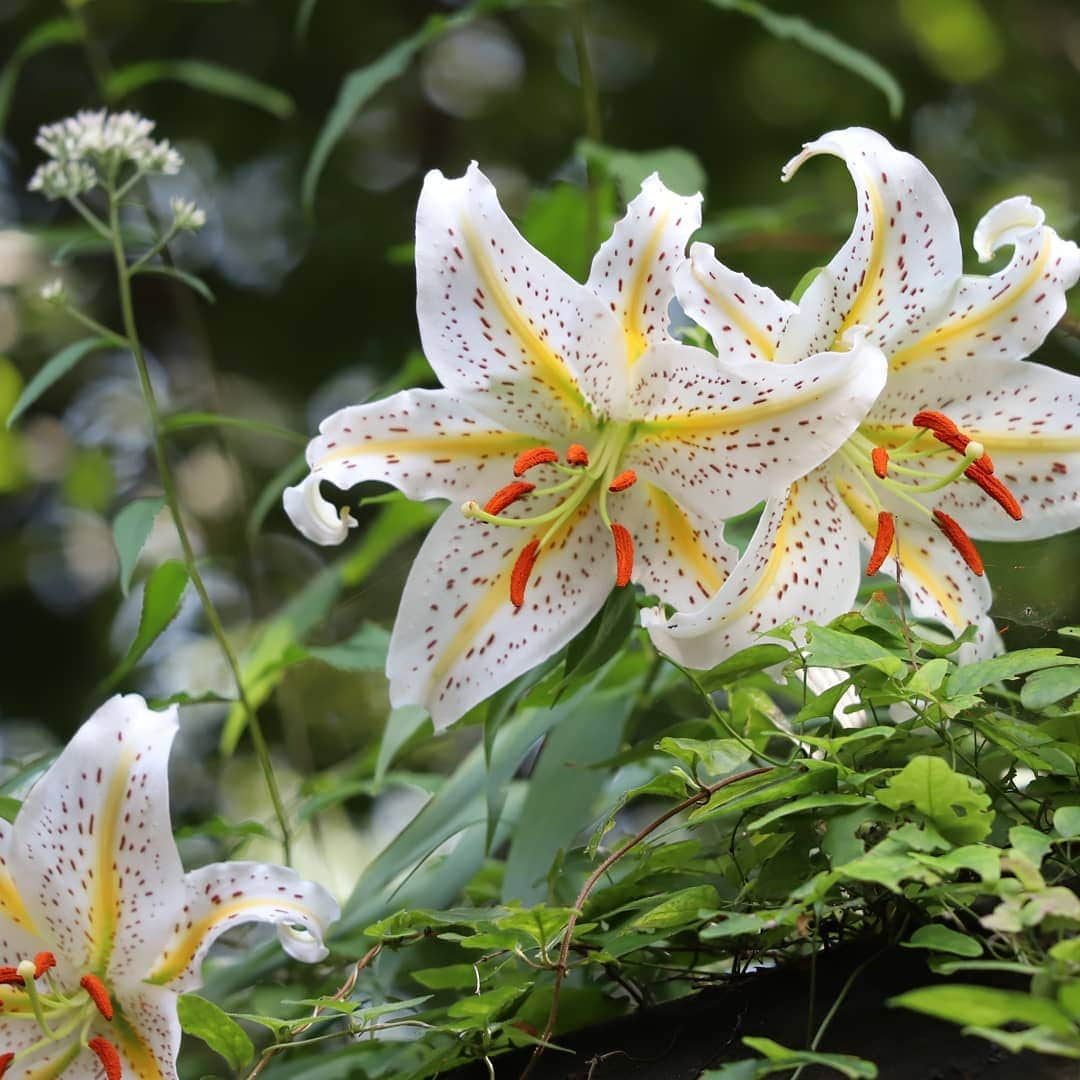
305,623,391,672
0,18,82,133
1022,666,1080,710
296,0,321,42
689,767,834,824
303,0,532,211
7,337,110,429
160,410,305,444
803,625,906,676
748,793,872,831
697,642,792,690
890,984,1075,1036
101,561,189,691
131,264,216,303
411,963,479,990
502,693,629,904
902,925,983,957
907,657,950,696
578,140,707,198
375,706,431,786
875,756,993,843
105,59,294,118
112,497,165,596
946,648,1080,698
1054,806,1080,840
633,885,719,931
704,0,903,118
0,797,21,823
561,585,640,692
658,737,752,779
741,1037,878,1078
177,993,254,1070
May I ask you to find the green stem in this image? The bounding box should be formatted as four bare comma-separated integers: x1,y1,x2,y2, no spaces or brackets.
105,188,293,863
572,0,602,268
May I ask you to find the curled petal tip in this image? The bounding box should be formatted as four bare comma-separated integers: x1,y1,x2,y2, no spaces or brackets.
283,475,357,546
973,195,1045,263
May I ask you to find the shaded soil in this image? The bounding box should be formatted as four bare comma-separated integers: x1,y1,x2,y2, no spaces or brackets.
444,942,1074,1079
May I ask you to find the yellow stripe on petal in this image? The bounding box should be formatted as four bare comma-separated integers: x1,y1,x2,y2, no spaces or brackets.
89,747,136,974
25,1044,82,1080
888,238,1053,372
686,258,777,362
462,220,588,417
647,485,727,595
835,168,887,340
622,207,671,365
862,422,1080,456
0,872,36,935
314,431,539,469
835,477,963,627
724,483,799,621
112,1009,169,1080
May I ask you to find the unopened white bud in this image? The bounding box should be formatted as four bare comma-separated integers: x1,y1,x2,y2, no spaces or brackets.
169,196,206,231
40,278,66,303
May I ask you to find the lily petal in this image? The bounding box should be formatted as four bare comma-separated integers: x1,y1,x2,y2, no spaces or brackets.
625,336,888,522
644,470,862,669
886,197,1079,376
674,241,796,363
831,458,992,638
284,389,542,545
587,173,701,365
9,695,186,984
777,127,962,362
146,862,339,991
386,503,613,728
415,162,627,431
0,821,49,967
620,480,736,611
110,983,181,1080
865,355,1080,540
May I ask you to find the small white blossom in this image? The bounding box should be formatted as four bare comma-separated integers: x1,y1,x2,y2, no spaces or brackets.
169,195,206,231
40,277,66,303
29,109,184,199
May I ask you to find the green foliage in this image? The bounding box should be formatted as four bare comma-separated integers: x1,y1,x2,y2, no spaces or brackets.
177,993,255,1070
6,336,110,429
111,496,164,595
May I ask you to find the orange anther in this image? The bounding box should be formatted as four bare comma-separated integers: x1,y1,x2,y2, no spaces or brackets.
510,539,540,608
0,1053,13,1077
0,967,20,986
866,511,895,576
33,952,56,979
513,447,558,477
933,510,984,576
80,974,114,1021
964,462,1022,521
912,410,960,439
88,1037,122,1080
608,469,637,493
610,524,634,587
566,443,590,467
871,447,889,479
483,481,534,516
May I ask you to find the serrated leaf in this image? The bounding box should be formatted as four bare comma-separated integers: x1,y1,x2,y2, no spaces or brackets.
106,59,294,117
875,756,993,843
902,925,983,957
705,0,902,118
946,649,1080,698
101,560,189,691
7,337,110,429
112,496,165,595
177,993,254,1070
633,885,719,930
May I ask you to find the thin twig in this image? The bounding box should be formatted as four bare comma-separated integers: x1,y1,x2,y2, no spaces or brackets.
520,765,773,1078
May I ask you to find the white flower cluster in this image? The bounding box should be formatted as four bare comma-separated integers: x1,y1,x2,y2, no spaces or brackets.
170,195,206,232
28,109,183,200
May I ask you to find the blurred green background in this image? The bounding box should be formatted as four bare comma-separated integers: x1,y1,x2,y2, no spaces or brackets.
0,0,1077,749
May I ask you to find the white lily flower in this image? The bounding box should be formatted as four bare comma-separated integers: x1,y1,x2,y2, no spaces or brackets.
285,164,888,727
648,127,1080,667
0,695,339,1079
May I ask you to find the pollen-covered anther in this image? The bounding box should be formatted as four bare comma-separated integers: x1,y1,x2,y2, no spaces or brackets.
513,447,559,477
32,952,56,979
933,510,984,576
0,1052,12,1077
965,461,1022,521
865,511,895,576
510,539,540,608
88,1036,122,1080
0,966,21,986
565,443,590,467
912,410,961,440
608,469,637,493
610,523,634,587
870,447,889,479
80,973,114,1021
482,481,534,516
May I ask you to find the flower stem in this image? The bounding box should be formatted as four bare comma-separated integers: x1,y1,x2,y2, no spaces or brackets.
104,189,293,864
572,0,602,267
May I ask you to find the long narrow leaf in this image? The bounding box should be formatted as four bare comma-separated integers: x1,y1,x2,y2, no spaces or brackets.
7,337,110,429
160,411,307,445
